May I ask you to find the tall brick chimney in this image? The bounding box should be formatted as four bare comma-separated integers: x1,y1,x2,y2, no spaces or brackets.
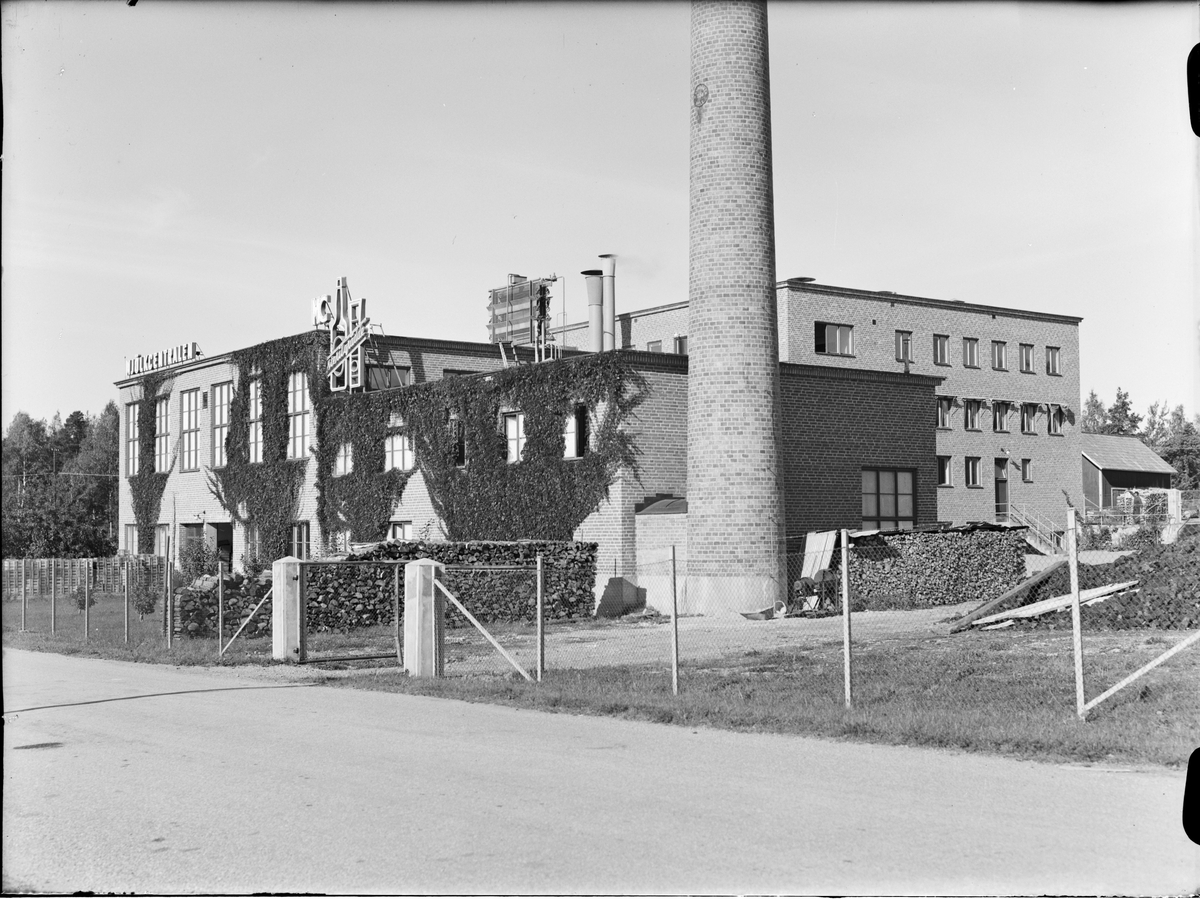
686,0,786,613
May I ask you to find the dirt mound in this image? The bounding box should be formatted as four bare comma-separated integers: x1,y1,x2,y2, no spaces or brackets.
1013,528,1200,630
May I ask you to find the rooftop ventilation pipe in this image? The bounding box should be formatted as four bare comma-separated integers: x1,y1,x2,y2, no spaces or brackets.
600,254,616,351
582,270,604,353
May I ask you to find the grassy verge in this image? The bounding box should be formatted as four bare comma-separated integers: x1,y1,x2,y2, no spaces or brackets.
323,629,1199,769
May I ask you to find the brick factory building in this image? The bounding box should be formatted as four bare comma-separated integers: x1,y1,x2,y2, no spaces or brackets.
555,278,1084,544
113,285,944,610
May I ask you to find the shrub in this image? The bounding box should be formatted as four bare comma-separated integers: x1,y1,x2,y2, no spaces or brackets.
178,540,220,584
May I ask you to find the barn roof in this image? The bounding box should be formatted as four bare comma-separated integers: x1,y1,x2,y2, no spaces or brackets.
1080,434,1176,475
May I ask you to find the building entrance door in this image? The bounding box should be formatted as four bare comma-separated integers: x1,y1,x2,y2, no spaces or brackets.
994,458,1009,521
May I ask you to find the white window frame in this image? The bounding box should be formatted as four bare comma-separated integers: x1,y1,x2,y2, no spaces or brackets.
646,340,662,353
895,330,913,363
1019,343,1034,373
937,456,953,487
1046,346,1061,375
965,456,981,488
963,337,979,368
386,432,414,471
180,388,200,472
933,334,950,366
991,340,1008,371
992,401,1010,433
334,442,353,477
504,411,526,464
124,523,139,554
964,400,981,431
388,520,414,542
673,335,688,354
211,382,232,469
248,377,263,464
1049,405,1065,436
155,396,171,473
125,403,139,476
815,321,854,356
1021,458,1033,482
287,372,311,460
936,397,953,429
290,522,310,560
1021,403,1037,434
563,406,588,460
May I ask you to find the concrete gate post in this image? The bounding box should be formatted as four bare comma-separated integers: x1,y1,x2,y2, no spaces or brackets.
404,558,444,677
272,556,302,662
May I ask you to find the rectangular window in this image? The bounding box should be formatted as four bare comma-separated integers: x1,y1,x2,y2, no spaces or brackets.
386,432,414,471
287,372,311,460
1045,346,1061,375
1021,403,1037,434
180,389,200,472
992,401,1010,433
367,365,412,391
895,330,912,363
388,521,414,542
936,397,953,429
1021,458,1033,482
991,340,1008,371
673,336,688,354
154,524,170,558
450,417,465,467
244,523,260,561
937,456,953,487
815,321,853,356
646,340,662,353
964,400,981,431
290,522,310,560
125,403,139,476
334,442,353,477
124,523,138,554
563,406,588,459
155,397,171,473
1019,343,1034,373
504,412,526,463
248,378,263,464
211,382,232,469
860,468,915,532
963,337,979,368
933,334,950,366
1049,405,1065,436
965,457,981,488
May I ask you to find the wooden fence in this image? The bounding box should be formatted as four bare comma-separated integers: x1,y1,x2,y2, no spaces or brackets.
2,556,167,599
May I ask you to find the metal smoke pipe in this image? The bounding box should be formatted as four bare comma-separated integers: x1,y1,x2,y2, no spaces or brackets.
600,254,616,351
582,270,604,353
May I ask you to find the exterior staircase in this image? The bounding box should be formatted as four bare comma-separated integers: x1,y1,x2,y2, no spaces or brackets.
1007,503,1065,555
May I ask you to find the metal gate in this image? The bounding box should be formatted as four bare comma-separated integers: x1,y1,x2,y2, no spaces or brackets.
297,559,402,665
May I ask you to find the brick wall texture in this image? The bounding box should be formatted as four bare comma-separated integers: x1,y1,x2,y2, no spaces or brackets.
687,0,786,606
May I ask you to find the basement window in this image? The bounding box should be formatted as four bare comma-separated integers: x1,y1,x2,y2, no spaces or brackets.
815,322,853,356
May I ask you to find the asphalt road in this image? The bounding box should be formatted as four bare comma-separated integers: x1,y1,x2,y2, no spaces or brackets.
3,649,1196,895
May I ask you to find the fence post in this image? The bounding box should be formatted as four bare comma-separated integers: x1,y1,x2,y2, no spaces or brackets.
841,529,852,710
536,554,544,682
83,561,90,644
272,556,303,662
21,558,27,632
123,559,130,644
670,545,680,696
51,558,57,636
393,564,402,664
1067,507,1085,719
165,538,173,649
217,561,225,659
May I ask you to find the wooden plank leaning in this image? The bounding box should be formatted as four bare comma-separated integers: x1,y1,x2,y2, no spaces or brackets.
949,560,1067,634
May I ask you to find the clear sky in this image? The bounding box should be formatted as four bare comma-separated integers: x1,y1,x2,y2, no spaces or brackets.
2,1,1197,427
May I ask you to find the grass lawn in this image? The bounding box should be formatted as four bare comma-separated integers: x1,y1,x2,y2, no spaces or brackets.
321,628,1200,769
5,596,1197,769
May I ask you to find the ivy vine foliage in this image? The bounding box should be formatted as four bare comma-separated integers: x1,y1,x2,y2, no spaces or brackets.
207,333,325,563
320,352,645,542
129,371,173,553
